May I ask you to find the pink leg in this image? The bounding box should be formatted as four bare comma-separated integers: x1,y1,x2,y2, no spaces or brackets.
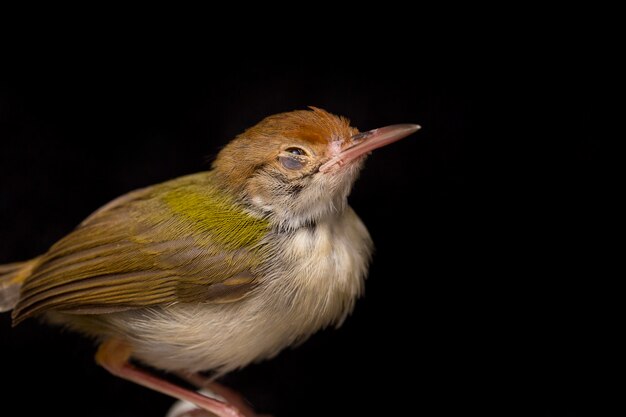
96,339,245,417
177,373,271,417
173,410,219,417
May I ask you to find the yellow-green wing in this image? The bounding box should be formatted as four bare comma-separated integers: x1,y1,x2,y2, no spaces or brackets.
12,172,269,324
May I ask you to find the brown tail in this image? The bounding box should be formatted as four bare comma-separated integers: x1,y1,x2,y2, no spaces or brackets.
0,258,41,312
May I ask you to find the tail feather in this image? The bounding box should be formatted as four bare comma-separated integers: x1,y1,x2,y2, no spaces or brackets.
0,258,40,312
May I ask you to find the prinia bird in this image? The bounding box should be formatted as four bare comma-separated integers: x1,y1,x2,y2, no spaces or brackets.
0,107,420,417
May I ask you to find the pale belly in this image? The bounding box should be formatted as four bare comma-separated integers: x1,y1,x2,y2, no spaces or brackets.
109,298,311,373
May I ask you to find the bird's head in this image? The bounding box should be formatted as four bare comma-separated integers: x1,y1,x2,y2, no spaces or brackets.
213,107,419,229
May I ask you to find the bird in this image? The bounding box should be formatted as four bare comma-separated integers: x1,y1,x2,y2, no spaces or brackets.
0,107,420,417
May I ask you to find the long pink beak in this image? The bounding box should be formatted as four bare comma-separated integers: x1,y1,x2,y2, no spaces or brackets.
319,124,421,173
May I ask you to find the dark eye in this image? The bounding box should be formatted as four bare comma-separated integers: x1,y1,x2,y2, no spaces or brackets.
279,155,305,170
285,147,306,156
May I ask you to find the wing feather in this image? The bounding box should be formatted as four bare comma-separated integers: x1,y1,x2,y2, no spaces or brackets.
12,172,268,324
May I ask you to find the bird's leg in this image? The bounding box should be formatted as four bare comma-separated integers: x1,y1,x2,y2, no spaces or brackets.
169,409,218,417
176,371,215,389
202,382,250,412
96,338,245,417
175,372,265,417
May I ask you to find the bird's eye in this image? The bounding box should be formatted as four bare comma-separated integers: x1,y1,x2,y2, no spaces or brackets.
285,147,306,156
279,155,305,170
279,147,308,170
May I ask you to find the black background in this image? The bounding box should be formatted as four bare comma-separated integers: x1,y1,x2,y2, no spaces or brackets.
0,56,606,417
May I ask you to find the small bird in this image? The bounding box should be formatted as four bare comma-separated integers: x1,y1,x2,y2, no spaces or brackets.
0,107,420,417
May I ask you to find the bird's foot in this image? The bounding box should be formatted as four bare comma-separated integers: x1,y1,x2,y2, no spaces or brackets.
172,372,270,417
166,389,272,417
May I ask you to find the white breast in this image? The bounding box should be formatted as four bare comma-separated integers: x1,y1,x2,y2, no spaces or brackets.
107,207,372,374
271,207,372,328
